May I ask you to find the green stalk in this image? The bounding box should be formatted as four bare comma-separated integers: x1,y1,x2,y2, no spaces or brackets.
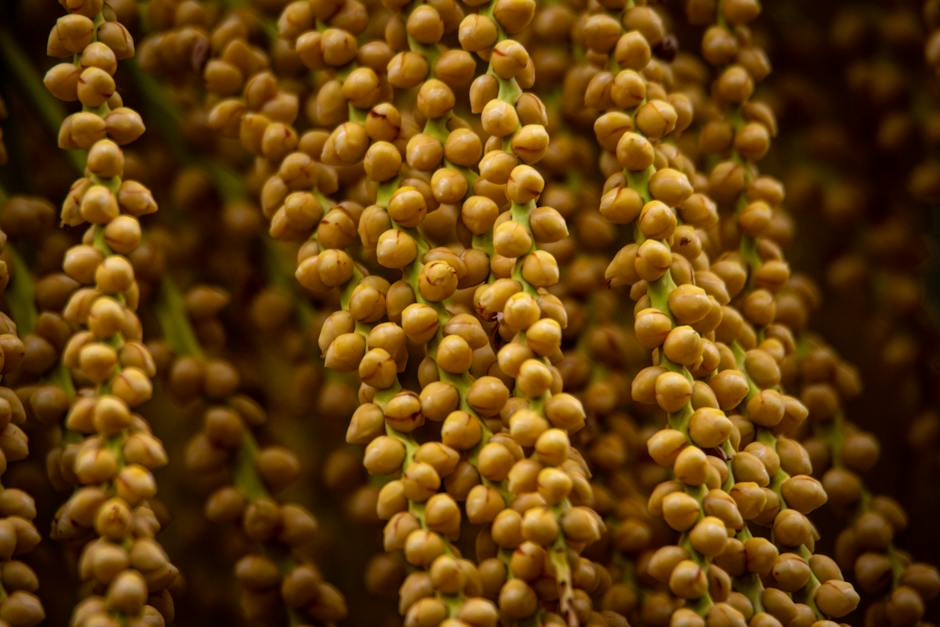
3,240,36,337
154,278,204,359
0,30,85,172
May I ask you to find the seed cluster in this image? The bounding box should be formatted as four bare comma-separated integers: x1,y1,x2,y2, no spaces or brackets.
172,284,348,626
583,5,856,624
0,214,46,626
258,0,615,622
0,0,936,625
43,1,179,624
754,5,940,622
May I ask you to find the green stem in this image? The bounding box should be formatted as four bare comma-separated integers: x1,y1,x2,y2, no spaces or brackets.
155,278,205,359
4,244,36,335
0,29,84,172
233,430,269,501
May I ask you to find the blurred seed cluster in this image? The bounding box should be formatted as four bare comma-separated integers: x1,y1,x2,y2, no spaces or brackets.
0,0,938,626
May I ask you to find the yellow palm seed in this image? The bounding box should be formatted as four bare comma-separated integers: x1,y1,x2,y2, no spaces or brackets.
669,560,708,599
520,507,559,546
506,165,544,204
638,200,677,240
324,333,365,372
674,445,709,486
663,325,704,367
441,411,482,450
634,239,671,281
401,304,440,345
662,492,701,531
383,392,424,433
647,428,687,467
534,428,569,466
654,371,693,413
690,516,728,558
376,229,419,269
364,436,406,476
521,250,559,287
689,408,733,448
481,100,520,138
418,261,458,302
635,99,678,139
436,335,474,374
616,132,654,171
516,359,553,397
814,580,860,618
494,221,534,258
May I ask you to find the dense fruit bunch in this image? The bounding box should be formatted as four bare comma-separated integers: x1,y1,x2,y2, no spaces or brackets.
0,0,937,625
